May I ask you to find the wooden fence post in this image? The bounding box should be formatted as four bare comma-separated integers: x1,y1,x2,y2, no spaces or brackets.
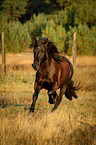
73,32,76,67
2,32,6,74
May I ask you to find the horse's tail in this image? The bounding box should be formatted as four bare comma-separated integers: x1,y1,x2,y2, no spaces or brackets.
65,80,80,100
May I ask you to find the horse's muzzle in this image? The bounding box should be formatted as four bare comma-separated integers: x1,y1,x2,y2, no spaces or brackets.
32,63,37,70
32,63,39,70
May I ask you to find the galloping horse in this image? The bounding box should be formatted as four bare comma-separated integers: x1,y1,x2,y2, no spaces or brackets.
29,37,79,115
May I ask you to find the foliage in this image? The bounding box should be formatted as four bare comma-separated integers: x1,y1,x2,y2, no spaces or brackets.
25,13,47,38
42,20,67,52
0,0,96,55
67,24,96,55
73,1,96,28
5,21,31,53
0,0,27,21
52,9,69,31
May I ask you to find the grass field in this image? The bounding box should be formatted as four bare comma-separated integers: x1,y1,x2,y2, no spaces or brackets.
0,53,96,145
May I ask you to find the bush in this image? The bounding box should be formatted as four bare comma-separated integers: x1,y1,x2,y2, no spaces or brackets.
5,21,31,53
0,13,47,53
42,20,67,52
25,13,47,38
67,24,96,55
52,9,69,31
0,12,96,55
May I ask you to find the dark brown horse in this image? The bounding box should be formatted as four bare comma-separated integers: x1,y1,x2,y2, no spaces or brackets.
29,37,79,115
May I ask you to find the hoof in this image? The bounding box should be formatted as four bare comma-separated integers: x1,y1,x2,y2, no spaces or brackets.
51,108,55,112
27,111,34,117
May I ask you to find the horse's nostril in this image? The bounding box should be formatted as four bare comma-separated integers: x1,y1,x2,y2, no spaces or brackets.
32,63,36,68
32,64,34,67
32,63,37,70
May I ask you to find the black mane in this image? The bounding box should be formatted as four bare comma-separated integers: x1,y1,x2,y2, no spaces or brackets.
39,37,59,56
47,39,74,78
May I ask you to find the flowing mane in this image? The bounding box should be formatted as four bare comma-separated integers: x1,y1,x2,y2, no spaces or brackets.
47,39,74,78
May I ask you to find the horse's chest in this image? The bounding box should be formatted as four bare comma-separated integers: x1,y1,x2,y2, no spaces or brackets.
47,67,55,80
37,61,58,85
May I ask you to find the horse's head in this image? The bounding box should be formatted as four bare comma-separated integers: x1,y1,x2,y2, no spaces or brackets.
32,38,48,70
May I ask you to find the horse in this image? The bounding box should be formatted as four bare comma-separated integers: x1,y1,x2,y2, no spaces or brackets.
29,37,79,116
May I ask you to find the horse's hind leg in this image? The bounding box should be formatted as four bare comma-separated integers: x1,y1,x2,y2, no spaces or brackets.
52,85,67,112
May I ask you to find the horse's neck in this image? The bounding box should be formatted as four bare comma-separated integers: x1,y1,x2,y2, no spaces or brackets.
40,50,56,74
46,50,55,68
41,51,56,82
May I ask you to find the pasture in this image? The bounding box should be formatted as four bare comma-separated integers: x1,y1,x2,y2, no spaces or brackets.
0,53,96,145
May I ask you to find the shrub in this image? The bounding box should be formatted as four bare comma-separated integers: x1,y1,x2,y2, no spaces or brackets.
5,21,31,53
42,20,67,52
25,13,47,38
67,24,96,55
42,21,96,55
0,12,96,55
53,9,69,31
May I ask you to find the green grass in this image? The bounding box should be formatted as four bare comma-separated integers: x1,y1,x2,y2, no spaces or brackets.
0,54,96,145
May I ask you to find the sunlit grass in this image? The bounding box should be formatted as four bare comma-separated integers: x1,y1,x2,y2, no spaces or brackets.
0,53,96,145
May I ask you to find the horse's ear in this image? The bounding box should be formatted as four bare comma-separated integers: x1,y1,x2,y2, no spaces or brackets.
45,39,48,45
43,38,48,46
33,38,37,44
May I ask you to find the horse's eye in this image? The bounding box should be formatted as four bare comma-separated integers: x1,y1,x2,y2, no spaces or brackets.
38,46,40,49
34,45,40,50
34,44,38,48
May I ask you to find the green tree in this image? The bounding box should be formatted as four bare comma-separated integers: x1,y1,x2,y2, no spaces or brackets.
67,24,96,55
42,19,67,52
27,0,44,18
1,0,27,21
75,0,96,27
5,21,31,53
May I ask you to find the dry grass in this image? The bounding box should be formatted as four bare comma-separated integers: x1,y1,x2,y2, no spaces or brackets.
0,53,96,145
0,52,33,65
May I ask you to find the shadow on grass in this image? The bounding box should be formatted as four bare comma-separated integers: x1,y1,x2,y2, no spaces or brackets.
0,103,30,110
69,124,96,145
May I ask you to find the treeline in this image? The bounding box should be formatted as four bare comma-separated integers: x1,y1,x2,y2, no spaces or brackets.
0,0,96,55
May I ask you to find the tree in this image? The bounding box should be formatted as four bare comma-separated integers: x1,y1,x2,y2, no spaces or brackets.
27,0,44,17
1,0,27,21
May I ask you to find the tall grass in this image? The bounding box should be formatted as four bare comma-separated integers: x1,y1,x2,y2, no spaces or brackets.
0,104,96,145
0,53,96,145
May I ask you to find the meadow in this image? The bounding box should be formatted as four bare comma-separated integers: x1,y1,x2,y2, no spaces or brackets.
0,52,96,145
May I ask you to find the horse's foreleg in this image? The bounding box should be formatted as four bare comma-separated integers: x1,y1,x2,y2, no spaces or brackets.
30,90,38,112
52,85,67,112
28,83,41,116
